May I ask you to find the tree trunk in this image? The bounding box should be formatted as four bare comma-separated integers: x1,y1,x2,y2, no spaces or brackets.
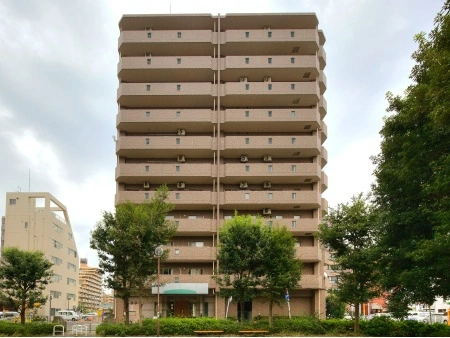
240,302,245,322
124,297,130,325
268,299,273,326
20,300,26,324
354,302,360,334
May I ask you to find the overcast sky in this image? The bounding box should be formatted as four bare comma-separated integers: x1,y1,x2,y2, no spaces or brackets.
0,0,444,267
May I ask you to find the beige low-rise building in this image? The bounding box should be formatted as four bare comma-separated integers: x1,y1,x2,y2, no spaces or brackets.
2,192,79,319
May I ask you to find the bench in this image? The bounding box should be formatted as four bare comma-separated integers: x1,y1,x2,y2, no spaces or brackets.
194,330,224,336
239,330,269,336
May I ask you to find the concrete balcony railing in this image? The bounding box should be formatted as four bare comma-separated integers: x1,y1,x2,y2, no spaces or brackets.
223,108,320,125
119,30,214,46
319,96,327,119
321,198,328,216
223,162,321,181
223,135,321,152
320,120,327,142
321,172,328,192
118,82,214,97
267,218,318,234
318,45,327,70
223,81,319,97
321,146,328,168
299,274,321,289
116,136,214,152
222,29,319,48
163,246,217,262
115,191,215,206
116,163,215,180
222,190,321,208
175,218,216,235
222,55,319,72
295,246,321,262
318,72,327,94
159,274,216,286
119,56,214,72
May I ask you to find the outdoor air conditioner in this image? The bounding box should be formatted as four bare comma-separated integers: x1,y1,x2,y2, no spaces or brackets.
263,208,272,215
145,53,152,57
240,182,248,189
264,77,272,82
177,155,186,163
264,26,271,30
143,182,150,189
177,182,185,189
263,155,272,162
263,181,271,188
177,129,186,136
240,77,248,82
240,155,249,163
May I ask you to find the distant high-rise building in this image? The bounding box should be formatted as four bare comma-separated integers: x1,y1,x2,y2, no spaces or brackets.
2,192,79,319
78,258,103,311
115,12,328,320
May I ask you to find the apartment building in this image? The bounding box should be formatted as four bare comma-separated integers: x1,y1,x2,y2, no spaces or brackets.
115,13,328,321
78,258,103,311
2,192,79,319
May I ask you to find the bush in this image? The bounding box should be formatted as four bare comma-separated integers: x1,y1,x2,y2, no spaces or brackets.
0,321,56,336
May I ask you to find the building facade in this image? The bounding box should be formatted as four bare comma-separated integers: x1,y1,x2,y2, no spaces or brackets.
2,192,79,319
78,258,103,312
115,13,328,321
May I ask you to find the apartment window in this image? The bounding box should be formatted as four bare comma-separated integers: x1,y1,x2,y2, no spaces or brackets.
294,215,301,219
245,84,250,90
175,220,179,227
52,239,63,249
175,249,180,255
175,193,180,200
146,138,150,144
292,221,297,228
268,111,272,117
162,268,173,275
52,274,62,283
276,215,283,219
295,241,300,247
9,199,16,205
145,193,149,200
291,138,296,144
291,57,295,64
145,165,149,172
245,110,249,117
245,165,250,172
292,193,297,200
177,58,181,64
67,278,76,286
268,84,272,90
268,31,272,38
188,242,204,247
176,111,181,117
177,32,182,38
68,248,77,257
147,32,152,38
330,276,339,284
291,165,297,172
291,84,295,90
67,293,76,301
245,57,249,64
176,138,180,144
268,193,273,200
146,84,151,91
290,31,295,37
245,193,250,200
147,58,151,64
268,137,273,144
52,223,63,233
146,111,150,117
68,233,73,240
268,165,273,172
189,268,203,275
224,215,232,220
24,222,28,229
176,166,180,172
268,57,272,64
51,291,61,299
177,84,181,91
67,262,77,272
245,138,250,144
188,215,197,219
245,31,249,38
290,111,296,118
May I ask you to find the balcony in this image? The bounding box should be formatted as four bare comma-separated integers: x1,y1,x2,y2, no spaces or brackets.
174,218,216,235
163,246,216,262
318,45,326,70
318,72,327,95
320,120,327,143
295,246,321,262
321,198,328,216
267,218,318,235
299,274,321,289
319,96,327,119
159,274,216,286
321,146,328,168
321,172,328,193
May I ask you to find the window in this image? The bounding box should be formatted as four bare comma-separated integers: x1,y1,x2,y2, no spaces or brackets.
9,199,16,205
268,57,272,64
174,276,180,283
175,220,179,227
67,293,76,301
294,215,301,219
245,57,249,64
175,193,180,200
52,223,63,233
245,138,250,144
291,221,297,228
177,84,181,91
330,276,339,284
276,215,283,219
146,84,151,91
147,32,152,38
290,31,295,37
67,278,76,286
292,193,297,200
291,138,296,144
268,193,273,200
146,138,150,144
188,215,197,219
176,111,181,117
146,111,150,117
268,138,273,144
51,291,61,299
52,239,63,249
245,110,249,117
188,242,204,247
295,241,300,247
147,58,151,64
268,84,272,90
144,165,149,172
24,222,28,229
291,84,295,90
145,193,149,200
162,268,173,275
268,111,272,117
245,84,250,90
245,32,249,38
175,249,180,255
268,165,273,172
189,268,203,275
67,263,77,272
290,111,295,118
68,248,77,257
53,274,62,283
177,58,181,64
224,215,232,220
177,32,182,38
176,166,180,172
268,31,272,38
291,165,297,172
176,138,180,144
245,165,250,172
245,193,250,200
291,57,295,64
68,233,73,240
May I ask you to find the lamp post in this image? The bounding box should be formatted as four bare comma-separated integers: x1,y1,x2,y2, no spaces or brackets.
155,246,163,337
67,296,71,311
49,294,53,322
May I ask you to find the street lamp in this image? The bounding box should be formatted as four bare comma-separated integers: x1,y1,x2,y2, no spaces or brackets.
67,296,72,311
155,246,163,337
49,294,53,322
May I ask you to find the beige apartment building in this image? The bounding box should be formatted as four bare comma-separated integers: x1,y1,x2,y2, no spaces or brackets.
2,192,79,319
78,258,103,311
115,13,328,321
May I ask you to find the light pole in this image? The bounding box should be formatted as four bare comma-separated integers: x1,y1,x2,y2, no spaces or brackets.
67,296,71,311
155,246,163,337
49,294,52,322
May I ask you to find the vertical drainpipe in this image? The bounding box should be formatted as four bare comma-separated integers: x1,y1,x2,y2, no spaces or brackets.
215,13,221,319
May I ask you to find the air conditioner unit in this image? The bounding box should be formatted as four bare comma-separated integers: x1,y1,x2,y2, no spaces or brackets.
240,155,249,163
264,77,272,82
263,181,271,188
177,155,185,163
240,77,248,82
145,27,153,31
264,26,271,30
145,53,152,57
143,182,150,189
177,182,185,189
177,129,186,136
263,155,272,162
240,182,248,189
263,208,272,215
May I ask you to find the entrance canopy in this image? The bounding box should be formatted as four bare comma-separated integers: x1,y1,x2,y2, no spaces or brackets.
152,283,208,295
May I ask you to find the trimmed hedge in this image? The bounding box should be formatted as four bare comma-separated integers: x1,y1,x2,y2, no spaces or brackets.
0,321,56,336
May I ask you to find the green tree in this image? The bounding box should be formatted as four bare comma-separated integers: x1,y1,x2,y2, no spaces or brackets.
0,247,53,324
372,1,450,311
326,291,346,319
214,213,266,322
90,185,176,324
317,194,381,334
259,225,301,325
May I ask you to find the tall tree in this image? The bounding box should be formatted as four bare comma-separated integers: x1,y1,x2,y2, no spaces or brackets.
317,194,381,334
90,185,176,324
259,225,301,325
0,247,53,324
372,1,450,311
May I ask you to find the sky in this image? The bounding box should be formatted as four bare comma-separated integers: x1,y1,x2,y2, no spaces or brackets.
0,0,444,268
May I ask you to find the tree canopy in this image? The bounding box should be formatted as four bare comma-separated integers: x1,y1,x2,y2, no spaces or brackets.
0,247,53,324
372,1,450,310
90,185,176,324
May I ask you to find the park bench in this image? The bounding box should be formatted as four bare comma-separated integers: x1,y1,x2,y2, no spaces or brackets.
194,330,224,336
238,330,269,336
